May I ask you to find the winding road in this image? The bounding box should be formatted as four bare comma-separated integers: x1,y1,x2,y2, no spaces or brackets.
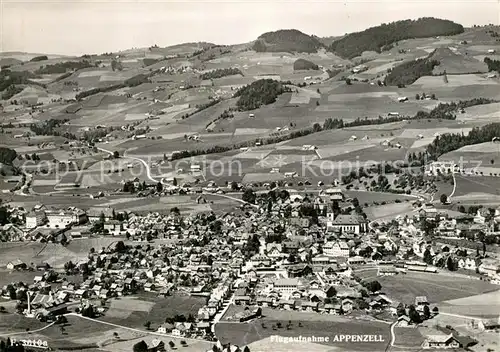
97,147,159,184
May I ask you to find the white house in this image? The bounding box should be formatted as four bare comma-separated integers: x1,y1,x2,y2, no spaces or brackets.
323,241,350,257
272,278,299,297
26,211,47,229
327,214,366,234
46,210,77,228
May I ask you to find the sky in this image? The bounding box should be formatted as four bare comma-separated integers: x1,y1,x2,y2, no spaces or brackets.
2,0,499,55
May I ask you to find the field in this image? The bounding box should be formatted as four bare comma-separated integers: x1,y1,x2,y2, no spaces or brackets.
0,237,125,268
438,290,500,318
101,293,206,329
356,270,498,305
216,311,391,351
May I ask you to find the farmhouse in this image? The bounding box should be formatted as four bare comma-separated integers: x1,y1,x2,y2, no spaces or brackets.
190,164,202,174
425,161,458,176
7,259,27,270
422,334,461,349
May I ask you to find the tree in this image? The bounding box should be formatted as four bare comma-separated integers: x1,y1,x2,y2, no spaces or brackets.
423,305,431,319
156,182,163,193
408,305,422,324
352,197,360,208
440,193,448,204
432,306,439,314
180,340,187,347
172,177,178,186
242,188,256,204
415,93,420,100
113,151,119,158
423,248,433,265
133,341,148,352
396,303,406,317
345,78,352,85
446,256,456,271
143,321,151,330
365,280,382,293
243,347,250,352
168,341,175,349
326,286,337,298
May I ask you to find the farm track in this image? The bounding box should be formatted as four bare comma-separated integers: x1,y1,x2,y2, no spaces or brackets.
63,313,202,342
0,321,56,337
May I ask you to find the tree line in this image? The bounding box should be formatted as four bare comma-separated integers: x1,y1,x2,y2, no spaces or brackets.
426,122,500,160
199,67,243,80
329,17,464,59
170,98,496,161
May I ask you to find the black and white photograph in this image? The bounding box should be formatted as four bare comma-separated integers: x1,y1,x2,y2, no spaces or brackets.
1,1,500,351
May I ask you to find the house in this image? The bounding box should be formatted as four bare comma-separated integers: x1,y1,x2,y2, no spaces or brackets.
2,224,24,241
478,260,500,277
422,334,461,349
415,296,429,307
396,315,411,327
478,317,500,331
327,214,366,234
458,257,479,271
157,323,174,334
7,259,27,270
279,300,295,310
172,322,192,336
378,266,398,276
46,210,77,228
234,295,251,305
26,211,47,229
323,241,350,257
324,188,343,202
86,207,114,223
190,164,202,174
272,278,299,297
425,161,458,176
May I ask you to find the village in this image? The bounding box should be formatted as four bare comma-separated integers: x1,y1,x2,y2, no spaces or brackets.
1,184,500,351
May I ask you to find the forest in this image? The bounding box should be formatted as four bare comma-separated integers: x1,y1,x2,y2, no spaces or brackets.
426,122,500,160
234,79,292,111
330,18,464,59
253,29,323,53
384,57,439,86
199,68,243,80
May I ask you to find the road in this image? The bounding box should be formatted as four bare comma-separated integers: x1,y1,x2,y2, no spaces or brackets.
97,147,159,184
64,313,201,342
211,293,235,334
0,322,56,337
448,170,457,201
211,193,259,208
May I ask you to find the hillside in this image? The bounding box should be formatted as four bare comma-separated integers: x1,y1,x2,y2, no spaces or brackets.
253,29,323,53
293,58,319,71
430,47,488,74
384,54,440,86
329,17,465,59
